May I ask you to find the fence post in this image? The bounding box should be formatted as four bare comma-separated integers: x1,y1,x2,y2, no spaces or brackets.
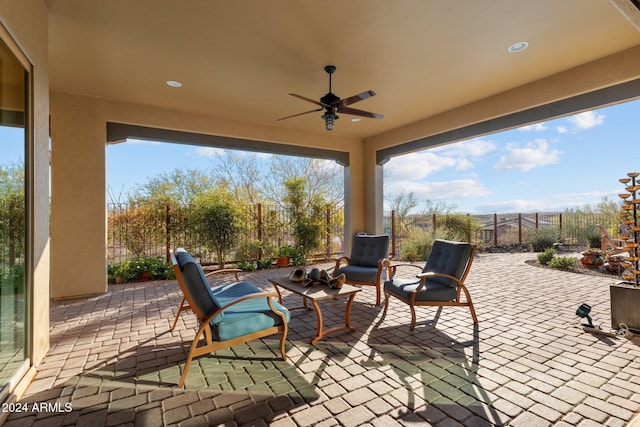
518,213,522,244
535,213,539,231
559,213,563,237
326,205,331,259
432,213,437,236
390,210,396,258
257,203,263,260
493,213,498,247
165,202,171,263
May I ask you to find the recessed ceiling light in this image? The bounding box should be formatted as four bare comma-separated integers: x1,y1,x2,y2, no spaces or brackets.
508,41,528,53
166,80,183,88
351,118,362,122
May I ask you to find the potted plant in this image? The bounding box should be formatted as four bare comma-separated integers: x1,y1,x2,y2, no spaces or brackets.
276,245,293,267
580,247,604,268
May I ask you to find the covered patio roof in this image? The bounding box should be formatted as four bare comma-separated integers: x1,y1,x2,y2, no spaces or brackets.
47,0,640,147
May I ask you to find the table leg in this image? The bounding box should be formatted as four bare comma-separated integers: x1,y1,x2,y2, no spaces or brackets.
310,293,357,345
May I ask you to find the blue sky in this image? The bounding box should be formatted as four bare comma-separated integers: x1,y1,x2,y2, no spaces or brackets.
105,99,640,213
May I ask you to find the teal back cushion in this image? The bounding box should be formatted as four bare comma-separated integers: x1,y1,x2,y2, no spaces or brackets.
175,249,223,321
423,240,473,288
349,234,390,268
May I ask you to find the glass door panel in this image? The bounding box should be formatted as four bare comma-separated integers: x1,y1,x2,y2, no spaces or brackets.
0,35,28,390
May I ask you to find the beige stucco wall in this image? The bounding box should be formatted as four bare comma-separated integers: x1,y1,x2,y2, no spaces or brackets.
366,45,640,152
49,91,365,298
0,0,50,394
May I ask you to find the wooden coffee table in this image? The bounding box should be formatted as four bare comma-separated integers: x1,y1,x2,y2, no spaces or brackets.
269,276,361,344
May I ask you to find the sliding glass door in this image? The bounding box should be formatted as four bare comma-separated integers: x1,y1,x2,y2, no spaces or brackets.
0,32,29,393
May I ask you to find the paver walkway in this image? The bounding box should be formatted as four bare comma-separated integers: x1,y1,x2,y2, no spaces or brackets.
3,253,640,426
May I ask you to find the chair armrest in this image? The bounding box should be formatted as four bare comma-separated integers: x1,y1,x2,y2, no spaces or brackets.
334,256,351,272
414,271,462,292
204,268,242,281
381,261,422,279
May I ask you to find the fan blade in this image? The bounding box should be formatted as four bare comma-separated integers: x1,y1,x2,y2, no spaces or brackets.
289,93,331,108
337,106,383,119
334,90,376,108
277,108,323,121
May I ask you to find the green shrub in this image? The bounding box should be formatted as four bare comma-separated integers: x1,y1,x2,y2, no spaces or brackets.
537,248,556,265
108,255,174,283
530,228,558,252
586,226,601,249
257,258,273,270
547,256,577,269
290,246,307,266
238,260,256,272
400,229,434,262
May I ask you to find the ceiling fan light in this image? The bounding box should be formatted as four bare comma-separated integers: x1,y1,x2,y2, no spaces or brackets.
322,112,338,131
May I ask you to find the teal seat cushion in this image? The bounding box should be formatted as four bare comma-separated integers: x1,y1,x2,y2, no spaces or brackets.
211,281,290,341
383,278,456,302
335,265,379,282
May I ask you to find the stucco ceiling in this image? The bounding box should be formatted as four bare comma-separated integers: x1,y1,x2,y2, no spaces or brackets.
46,0,640,141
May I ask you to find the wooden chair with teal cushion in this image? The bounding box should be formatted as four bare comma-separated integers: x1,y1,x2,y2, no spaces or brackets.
171,248,290,387
333,233,390,305
381,239,477,330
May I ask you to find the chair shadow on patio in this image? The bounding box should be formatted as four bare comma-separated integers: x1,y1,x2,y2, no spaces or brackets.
6,332,320,426
365,314,504,425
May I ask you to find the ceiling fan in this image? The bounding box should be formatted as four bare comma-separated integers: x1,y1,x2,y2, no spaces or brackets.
278,65,383,131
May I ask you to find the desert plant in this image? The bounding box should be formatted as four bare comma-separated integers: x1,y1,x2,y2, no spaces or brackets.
191,192,240,268
537,247,556,265
530,228,558,252
586,226,602,249
238,260,256,272
108,255,174,283
548,256,578,269
400,229,435,262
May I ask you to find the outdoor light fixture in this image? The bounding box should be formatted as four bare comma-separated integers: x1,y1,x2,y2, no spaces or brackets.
576,303,593,327
322,112,338,131
508,41,528,53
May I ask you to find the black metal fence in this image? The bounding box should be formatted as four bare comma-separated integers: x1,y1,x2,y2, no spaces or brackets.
108,202,619,265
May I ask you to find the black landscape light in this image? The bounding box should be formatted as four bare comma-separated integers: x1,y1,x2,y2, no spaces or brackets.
576,303,594,328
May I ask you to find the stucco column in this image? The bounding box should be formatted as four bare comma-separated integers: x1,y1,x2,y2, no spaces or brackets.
362,144,385,234
50,93,107,298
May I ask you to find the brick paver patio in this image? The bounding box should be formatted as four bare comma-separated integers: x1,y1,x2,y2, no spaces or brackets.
4,252,640,426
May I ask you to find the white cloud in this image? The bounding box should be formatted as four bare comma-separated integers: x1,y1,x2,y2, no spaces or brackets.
386,152,458,181
434,139,497,157
386,139,496,181
518,123,549,132
556,126,568,134
494,139,561,172
193,147,226,158
568,111,605,129
384,178,491,210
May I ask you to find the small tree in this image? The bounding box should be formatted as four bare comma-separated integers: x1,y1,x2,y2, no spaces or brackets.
283,177,325,260
191,192,240,268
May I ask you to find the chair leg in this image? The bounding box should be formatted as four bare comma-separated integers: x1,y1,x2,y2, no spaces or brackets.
409,305,417,331
279,325,288,360
460,285,478,324
375,283,381,306
382,292,390,318
171,297,187,331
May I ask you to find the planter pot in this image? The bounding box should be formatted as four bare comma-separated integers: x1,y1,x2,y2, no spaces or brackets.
276,256,290,267
610,282,640,332
139,270,151,281
580,254,603,268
